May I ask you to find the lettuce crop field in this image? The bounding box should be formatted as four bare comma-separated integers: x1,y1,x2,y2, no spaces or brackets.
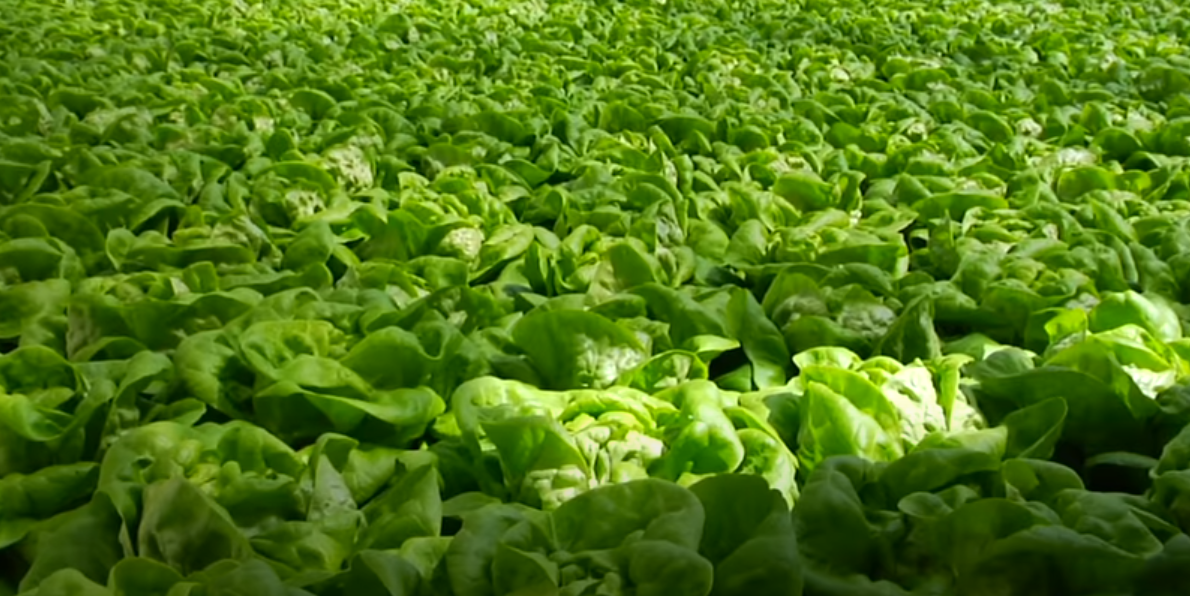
5,0,1190,593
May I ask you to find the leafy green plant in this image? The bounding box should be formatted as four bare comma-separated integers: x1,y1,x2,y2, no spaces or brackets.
4,0,1190,593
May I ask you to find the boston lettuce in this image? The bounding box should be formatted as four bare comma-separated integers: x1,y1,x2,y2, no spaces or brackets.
4,0,1190,593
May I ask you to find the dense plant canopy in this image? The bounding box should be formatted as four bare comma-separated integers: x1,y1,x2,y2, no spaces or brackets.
3,0,1190,593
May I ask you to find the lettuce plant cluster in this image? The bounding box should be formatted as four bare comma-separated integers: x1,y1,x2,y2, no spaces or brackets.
3,0,1190,594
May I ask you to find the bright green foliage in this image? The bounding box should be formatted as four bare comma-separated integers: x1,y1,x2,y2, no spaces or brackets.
4,0,1190,593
